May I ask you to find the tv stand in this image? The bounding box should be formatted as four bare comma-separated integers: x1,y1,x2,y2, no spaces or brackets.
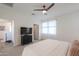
21,34,32,45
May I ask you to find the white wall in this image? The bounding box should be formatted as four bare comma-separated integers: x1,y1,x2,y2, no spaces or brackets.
0,23,5,40
0,5,29,45
40,10,79,42
56,11,79,42
0,4,41,46
14,8,79,43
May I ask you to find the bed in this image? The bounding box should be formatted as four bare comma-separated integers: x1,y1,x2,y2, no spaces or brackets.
22,39,69,56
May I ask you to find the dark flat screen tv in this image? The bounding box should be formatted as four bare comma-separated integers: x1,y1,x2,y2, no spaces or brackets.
20,27,27,34
20,27,32,34
29,28,32,34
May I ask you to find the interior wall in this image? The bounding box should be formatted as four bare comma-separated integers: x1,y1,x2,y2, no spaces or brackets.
40,10,79,42
56,11,79,42
0,4,41,46
0,23,5,41
27,10,79,43
14,8,79,43
14,15,42,45
0,5,29,45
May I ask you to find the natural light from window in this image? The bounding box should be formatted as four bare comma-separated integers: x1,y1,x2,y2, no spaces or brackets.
42,20,56,35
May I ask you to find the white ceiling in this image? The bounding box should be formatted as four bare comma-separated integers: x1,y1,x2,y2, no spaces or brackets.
0,3,79,19
13,3,79,15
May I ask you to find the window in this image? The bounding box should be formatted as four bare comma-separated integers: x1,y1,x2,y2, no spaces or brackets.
42,20,56,35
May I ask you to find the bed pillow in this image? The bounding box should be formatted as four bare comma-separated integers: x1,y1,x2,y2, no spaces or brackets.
67,40,79,56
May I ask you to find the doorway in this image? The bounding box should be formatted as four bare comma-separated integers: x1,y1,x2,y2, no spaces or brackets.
0,19,14,48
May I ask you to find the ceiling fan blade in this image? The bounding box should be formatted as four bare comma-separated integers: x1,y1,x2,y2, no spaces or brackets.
46,3,55,11
34,9,44,11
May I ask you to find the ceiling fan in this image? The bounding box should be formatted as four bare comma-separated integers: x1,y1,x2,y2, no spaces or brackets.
33,3,55,15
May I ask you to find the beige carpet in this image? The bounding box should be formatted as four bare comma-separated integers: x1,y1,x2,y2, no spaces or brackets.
0,40,42,56
0,43,25,56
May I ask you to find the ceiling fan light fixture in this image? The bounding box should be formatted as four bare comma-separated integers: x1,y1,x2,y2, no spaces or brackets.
42,10,47,15
34,3,55,15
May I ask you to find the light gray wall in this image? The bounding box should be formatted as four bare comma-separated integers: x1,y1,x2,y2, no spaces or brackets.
56,11,79,42
0,4,41,46
40,10,79,42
